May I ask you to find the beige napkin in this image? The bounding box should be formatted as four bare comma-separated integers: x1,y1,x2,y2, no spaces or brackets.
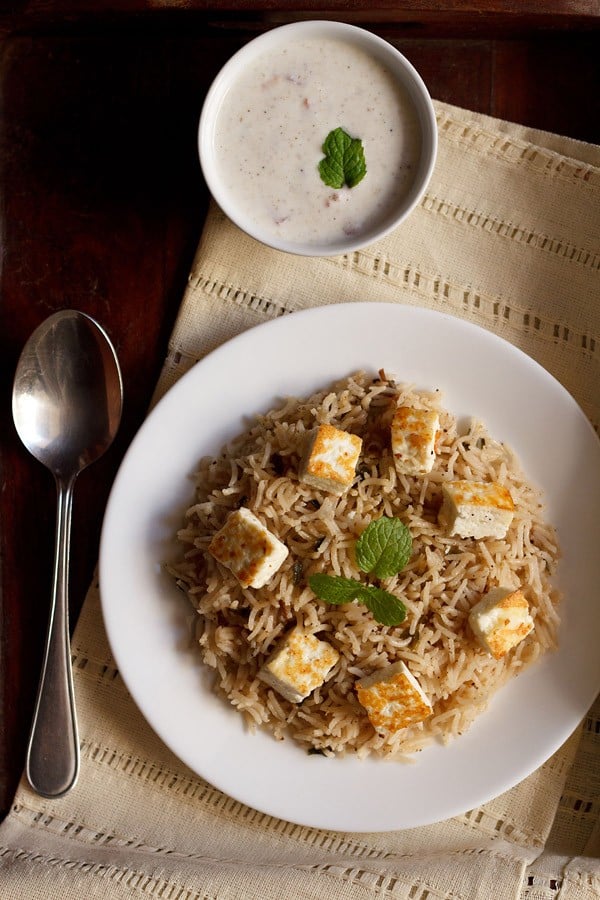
1,100,599,900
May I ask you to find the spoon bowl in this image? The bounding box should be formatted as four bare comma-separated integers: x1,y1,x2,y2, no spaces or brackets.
12,309,123,797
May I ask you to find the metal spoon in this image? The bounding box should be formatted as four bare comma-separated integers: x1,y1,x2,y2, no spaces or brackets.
12,310,123,798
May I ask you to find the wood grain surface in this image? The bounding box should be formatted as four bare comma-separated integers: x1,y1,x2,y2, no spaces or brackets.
1,3,599,822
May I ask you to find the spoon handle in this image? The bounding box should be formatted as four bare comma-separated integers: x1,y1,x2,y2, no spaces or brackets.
26,475,80,798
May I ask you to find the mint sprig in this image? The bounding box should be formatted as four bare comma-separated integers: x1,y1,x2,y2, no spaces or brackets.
308,574,406,626
355,517,412,579
307,517,411,626
318,127,366,189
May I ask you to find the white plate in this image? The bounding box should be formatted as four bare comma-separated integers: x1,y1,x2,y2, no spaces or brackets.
99,303,600,832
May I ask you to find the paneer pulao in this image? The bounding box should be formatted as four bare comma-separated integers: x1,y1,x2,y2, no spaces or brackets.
169,371,560,758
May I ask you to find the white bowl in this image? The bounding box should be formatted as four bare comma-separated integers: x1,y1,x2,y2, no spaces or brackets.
198,21,437,257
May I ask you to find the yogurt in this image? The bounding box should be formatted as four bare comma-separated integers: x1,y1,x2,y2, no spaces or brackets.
213,37,422,249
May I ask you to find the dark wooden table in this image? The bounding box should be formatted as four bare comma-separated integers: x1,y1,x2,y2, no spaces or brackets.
1,1,599,824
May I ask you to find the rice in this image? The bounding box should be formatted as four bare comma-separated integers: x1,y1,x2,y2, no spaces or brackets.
168,370,560,758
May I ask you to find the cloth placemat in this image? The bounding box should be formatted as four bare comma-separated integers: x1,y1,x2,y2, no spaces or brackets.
1,100,599,900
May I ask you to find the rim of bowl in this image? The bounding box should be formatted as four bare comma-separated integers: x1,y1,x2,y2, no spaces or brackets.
198,20,438,257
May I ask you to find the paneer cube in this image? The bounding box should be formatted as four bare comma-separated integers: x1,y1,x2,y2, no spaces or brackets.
439,480,514,539
299,423,362,495
258,629,340,703
469,586,534,659
208,507,288,589
391,406,439,476
356,661,432,733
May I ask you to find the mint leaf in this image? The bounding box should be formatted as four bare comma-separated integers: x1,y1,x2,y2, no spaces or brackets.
318,127,366,189
362,586,407,626
308,573,365,605
308,574,406,626
355,517,412,579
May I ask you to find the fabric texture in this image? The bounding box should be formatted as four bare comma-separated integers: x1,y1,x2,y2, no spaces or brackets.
1,100,599,899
